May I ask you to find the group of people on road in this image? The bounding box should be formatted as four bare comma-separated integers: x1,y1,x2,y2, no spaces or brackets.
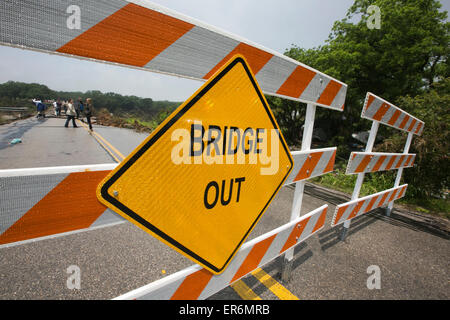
32,97,94,131
64,98,94,131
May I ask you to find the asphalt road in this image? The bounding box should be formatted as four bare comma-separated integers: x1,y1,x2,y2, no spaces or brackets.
0,116,449,299
0,117,117,169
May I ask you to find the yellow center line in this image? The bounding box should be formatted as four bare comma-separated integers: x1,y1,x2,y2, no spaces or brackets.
92,130,126,160
77,120,124,162
251,268,299,300
230,280,262,300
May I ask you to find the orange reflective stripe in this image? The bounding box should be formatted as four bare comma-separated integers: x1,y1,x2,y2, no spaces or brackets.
405,155,415,167
399,185,408,198
293,152,323,181
388,189,399,202
347,201,364,220
378,192,390,206
324,150,336,173
57,3,194,67
364,195,379,213
276,65,317,98
317,80,342,106
279,218,309,254
372,103,390,121
407,119,417,132
388,109,401,126
415,122,423,134
0,171,109,245
203,42,273,79
372,155,387,172
333,205,349,226
365,94,376,111
384,156,397,170
399,115,410,129
395,155,405,168
170,269,214,300
312,207,328,233
355,155,372,173
231,234,276,283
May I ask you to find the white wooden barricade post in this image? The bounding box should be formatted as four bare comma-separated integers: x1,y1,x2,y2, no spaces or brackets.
341,120,379,240
387,132,414,216
282,104,315,272
333,93,424,240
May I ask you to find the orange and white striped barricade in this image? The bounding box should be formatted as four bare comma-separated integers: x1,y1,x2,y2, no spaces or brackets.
0,164,123,248
282,146,336,281
284,147,337,185
114,205,327,300
361,93,424,135
0,0,346,111
1,0,348,281
280,102,342,283
332,184,408,227
0,148,333,248
346,152,416,174
334,92,424,239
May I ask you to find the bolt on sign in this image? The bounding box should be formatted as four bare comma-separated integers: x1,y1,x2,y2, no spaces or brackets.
97,55,293,274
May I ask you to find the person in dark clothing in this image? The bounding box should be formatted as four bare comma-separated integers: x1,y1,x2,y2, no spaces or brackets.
77,98,84,120
84,98,94,131
56,98,62,116
32,99,46,119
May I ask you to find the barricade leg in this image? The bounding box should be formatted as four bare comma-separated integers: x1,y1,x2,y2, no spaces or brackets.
282,103,315,282
386,132,413,216
340,121,379,240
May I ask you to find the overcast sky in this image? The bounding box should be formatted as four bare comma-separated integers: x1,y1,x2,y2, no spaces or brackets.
0,0,448,101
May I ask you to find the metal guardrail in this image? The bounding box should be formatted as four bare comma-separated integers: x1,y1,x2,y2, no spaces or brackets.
0,107,29,112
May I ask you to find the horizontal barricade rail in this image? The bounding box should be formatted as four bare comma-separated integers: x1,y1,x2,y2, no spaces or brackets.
0,164,122,248
362,92,424,135
331,184,408,227
285,147,336,184
114,205,328,300
0,0,347,110
0,146,335,248
346,152,416,174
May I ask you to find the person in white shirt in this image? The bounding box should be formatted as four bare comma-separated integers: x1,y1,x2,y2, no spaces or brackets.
64,99,78,128
53,101,58,116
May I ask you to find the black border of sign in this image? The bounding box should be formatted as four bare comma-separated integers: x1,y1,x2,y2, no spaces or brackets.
100,56,293,273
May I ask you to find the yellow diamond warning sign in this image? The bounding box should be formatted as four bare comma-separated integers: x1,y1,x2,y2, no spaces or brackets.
96,55,293,274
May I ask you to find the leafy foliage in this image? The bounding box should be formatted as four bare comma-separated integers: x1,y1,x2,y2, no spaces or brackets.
278,0,449,203
376,78,450,198
280,0,449,146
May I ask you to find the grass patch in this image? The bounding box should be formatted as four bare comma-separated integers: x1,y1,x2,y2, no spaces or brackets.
125,117,158,130
397,197,450,219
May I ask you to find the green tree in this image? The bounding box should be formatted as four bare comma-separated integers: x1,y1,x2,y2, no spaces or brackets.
376,78,450,198
0,81,180,123
281,0,449,147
